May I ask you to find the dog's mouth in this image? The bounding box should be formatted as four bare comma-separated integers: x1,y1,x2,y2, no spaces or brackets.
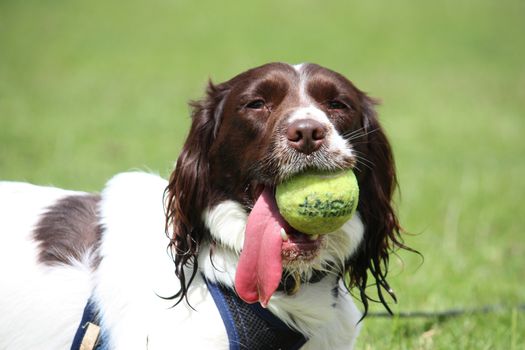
235,185,326,307
248,182,324,262
281,227,324,262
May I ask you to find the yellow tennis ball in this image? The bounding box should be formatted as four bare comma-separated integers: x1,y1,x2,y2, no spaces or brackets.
276,170,359,235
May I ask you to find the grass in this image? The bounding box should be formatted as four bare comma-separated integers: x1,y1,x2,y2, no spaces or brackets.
1,0,524,348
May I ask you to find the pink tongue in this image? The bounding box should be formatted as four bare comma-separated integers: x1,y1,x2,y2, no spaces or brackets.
235,187,287,307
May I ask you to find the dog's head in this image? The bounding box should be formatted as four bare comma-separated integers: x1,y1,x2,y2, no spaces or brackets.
165,62,404,313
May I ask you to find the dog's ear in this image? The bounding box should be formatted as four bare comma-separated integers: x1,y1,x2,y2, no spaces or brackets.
164,81,229,304
347,95,407,315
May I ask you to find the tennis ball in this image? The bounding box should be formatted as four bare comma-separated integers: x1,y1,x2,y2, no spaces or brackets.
276,170,359,235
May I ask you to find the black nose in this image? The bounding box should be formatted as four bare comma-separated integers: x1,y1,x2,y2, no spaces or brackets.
286,119,326,155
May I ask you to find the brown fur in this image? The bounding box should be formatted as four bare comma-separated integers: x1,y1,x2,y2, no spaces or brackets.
33,194,102,267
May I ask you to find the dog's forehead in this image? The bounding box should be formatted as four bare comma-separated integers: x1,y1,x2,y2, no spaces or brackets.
227,63,298,89
227,62,357,95
300,64,359,91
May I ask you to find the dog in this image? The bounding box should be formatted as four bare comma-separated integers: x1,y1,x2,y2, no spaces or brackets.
0,63,405,349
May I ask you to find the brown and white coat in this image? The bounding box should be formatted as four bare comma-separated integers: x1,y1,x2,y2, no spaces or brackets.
0,63,404,349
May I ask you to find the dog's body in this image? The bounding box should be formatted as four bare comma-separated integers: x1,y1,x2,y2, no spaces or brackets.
0,63,403,349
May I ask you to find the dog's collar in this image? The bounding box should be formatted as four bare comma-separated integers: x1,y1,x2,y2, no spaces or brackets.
204,276,308,350
277,268,329,295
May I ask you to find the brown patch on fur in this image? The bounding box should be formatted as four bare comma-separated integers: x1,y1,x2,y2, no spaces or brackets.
33,194,102,267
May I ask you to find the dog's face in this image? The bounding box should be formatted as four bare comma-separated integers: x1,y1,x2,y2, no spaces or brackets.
166,63,403,312
208,63,361,205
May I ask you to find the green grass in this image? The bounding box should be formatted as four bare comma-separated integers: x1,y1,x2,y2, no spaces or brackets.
1,0,524,348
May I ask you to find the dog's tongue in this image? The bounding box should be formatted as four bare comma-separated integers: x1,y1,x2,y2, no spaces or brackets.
235,187,286,307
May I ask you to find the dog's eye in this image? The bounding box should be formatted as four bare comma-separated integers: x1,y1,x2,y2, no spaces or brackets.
327,100,348,110
245,99,266,109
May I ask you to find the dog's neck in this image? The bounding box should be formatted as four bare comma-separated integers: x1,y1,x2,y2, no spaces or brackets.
200,199,364,339
198,241,343,338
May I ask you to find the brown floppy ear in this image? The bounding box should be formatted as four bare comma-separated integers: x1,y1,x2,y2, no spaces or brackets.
346,95,407,316
164,81,229,305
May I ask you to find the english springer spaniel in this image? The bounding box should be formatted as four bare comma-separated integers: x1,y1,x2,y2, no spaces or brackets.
0,63,405,350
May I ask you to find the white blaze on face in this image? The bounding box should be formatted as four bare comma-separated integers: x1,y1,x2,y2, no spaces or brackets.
289,63,353,159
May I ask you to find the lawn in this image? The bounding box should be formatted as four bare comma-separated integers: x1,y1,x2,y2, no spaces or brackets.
1,0,524,348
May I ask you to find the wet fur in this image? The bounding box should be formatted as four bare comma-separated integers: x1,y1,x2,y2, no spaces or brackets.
0,63,407,349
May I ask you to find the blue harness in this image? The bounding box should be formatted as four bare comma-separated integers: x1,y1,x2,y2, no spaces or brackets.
70,299,107,350
71,281,307,350
204,278,307,350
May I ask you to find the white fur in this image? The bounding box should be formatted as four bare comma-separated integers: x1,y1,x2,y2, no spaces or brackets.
203,200,247,253
0,183,92,350
92,172,226,349
289,63,355,163
293,63,309,104
288,106,354,160
0,172,363,349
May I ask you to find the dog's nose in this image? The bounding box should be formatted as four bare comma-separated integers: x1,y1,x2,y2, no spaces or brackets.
286,119,326,154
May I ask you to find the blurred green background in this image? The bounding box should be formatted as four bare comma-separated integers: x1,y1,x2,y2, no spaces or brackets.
1,0,524,348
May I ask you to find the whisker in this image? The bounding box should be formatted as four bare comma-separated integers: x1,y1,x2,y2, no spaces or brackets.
342,128,369,141
342,127,366,138
353,152,375,167
355,160,372,172
343,127,380,142
353,164,363,173
352,152,375,172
